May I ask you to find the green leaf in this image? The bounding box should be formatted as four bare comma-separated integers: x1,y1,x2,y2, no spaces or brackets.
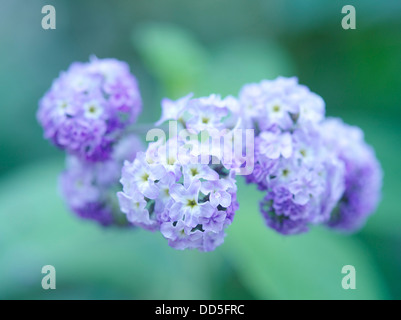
224,180,391,300
132,22,209,98
1,159,391,299
198,38,294,96
0,160,223,299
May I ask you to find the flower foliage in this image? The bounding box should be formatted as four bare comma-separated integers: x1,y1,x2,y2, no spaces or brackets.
37,58,382,251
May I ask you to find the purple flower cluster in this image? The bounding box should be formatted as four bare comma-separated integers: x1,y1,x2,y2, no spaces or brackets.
239,77,325,133
321,118,382,232
38,57,383,250
118,95,240,251
60,134,143,226
239,77,378,235
157,93,241,132
37,57,142,161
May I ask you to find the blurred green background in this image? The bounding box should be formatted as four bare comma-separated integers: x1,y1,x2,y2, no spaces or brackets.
0,0,400,300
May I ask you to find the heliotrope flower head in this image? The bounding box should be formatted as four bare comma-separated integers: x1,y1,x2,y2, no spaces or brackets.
156,93,252,173
239,77,325,132
38,56,382,250
321,118,382,232
60,134,143,226
118,149,239,251
240,78,345,235
156,93,241,132
38,57,142,161
118,94,241,251
255,127,346,235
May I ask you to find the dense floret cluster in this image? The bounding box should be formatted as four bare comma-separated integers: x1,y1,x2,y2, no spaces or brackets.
118,95,240,251
37,57,142,161
38,58,382,251
60,134,143,225
321,118,382,232
239,77,382,234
